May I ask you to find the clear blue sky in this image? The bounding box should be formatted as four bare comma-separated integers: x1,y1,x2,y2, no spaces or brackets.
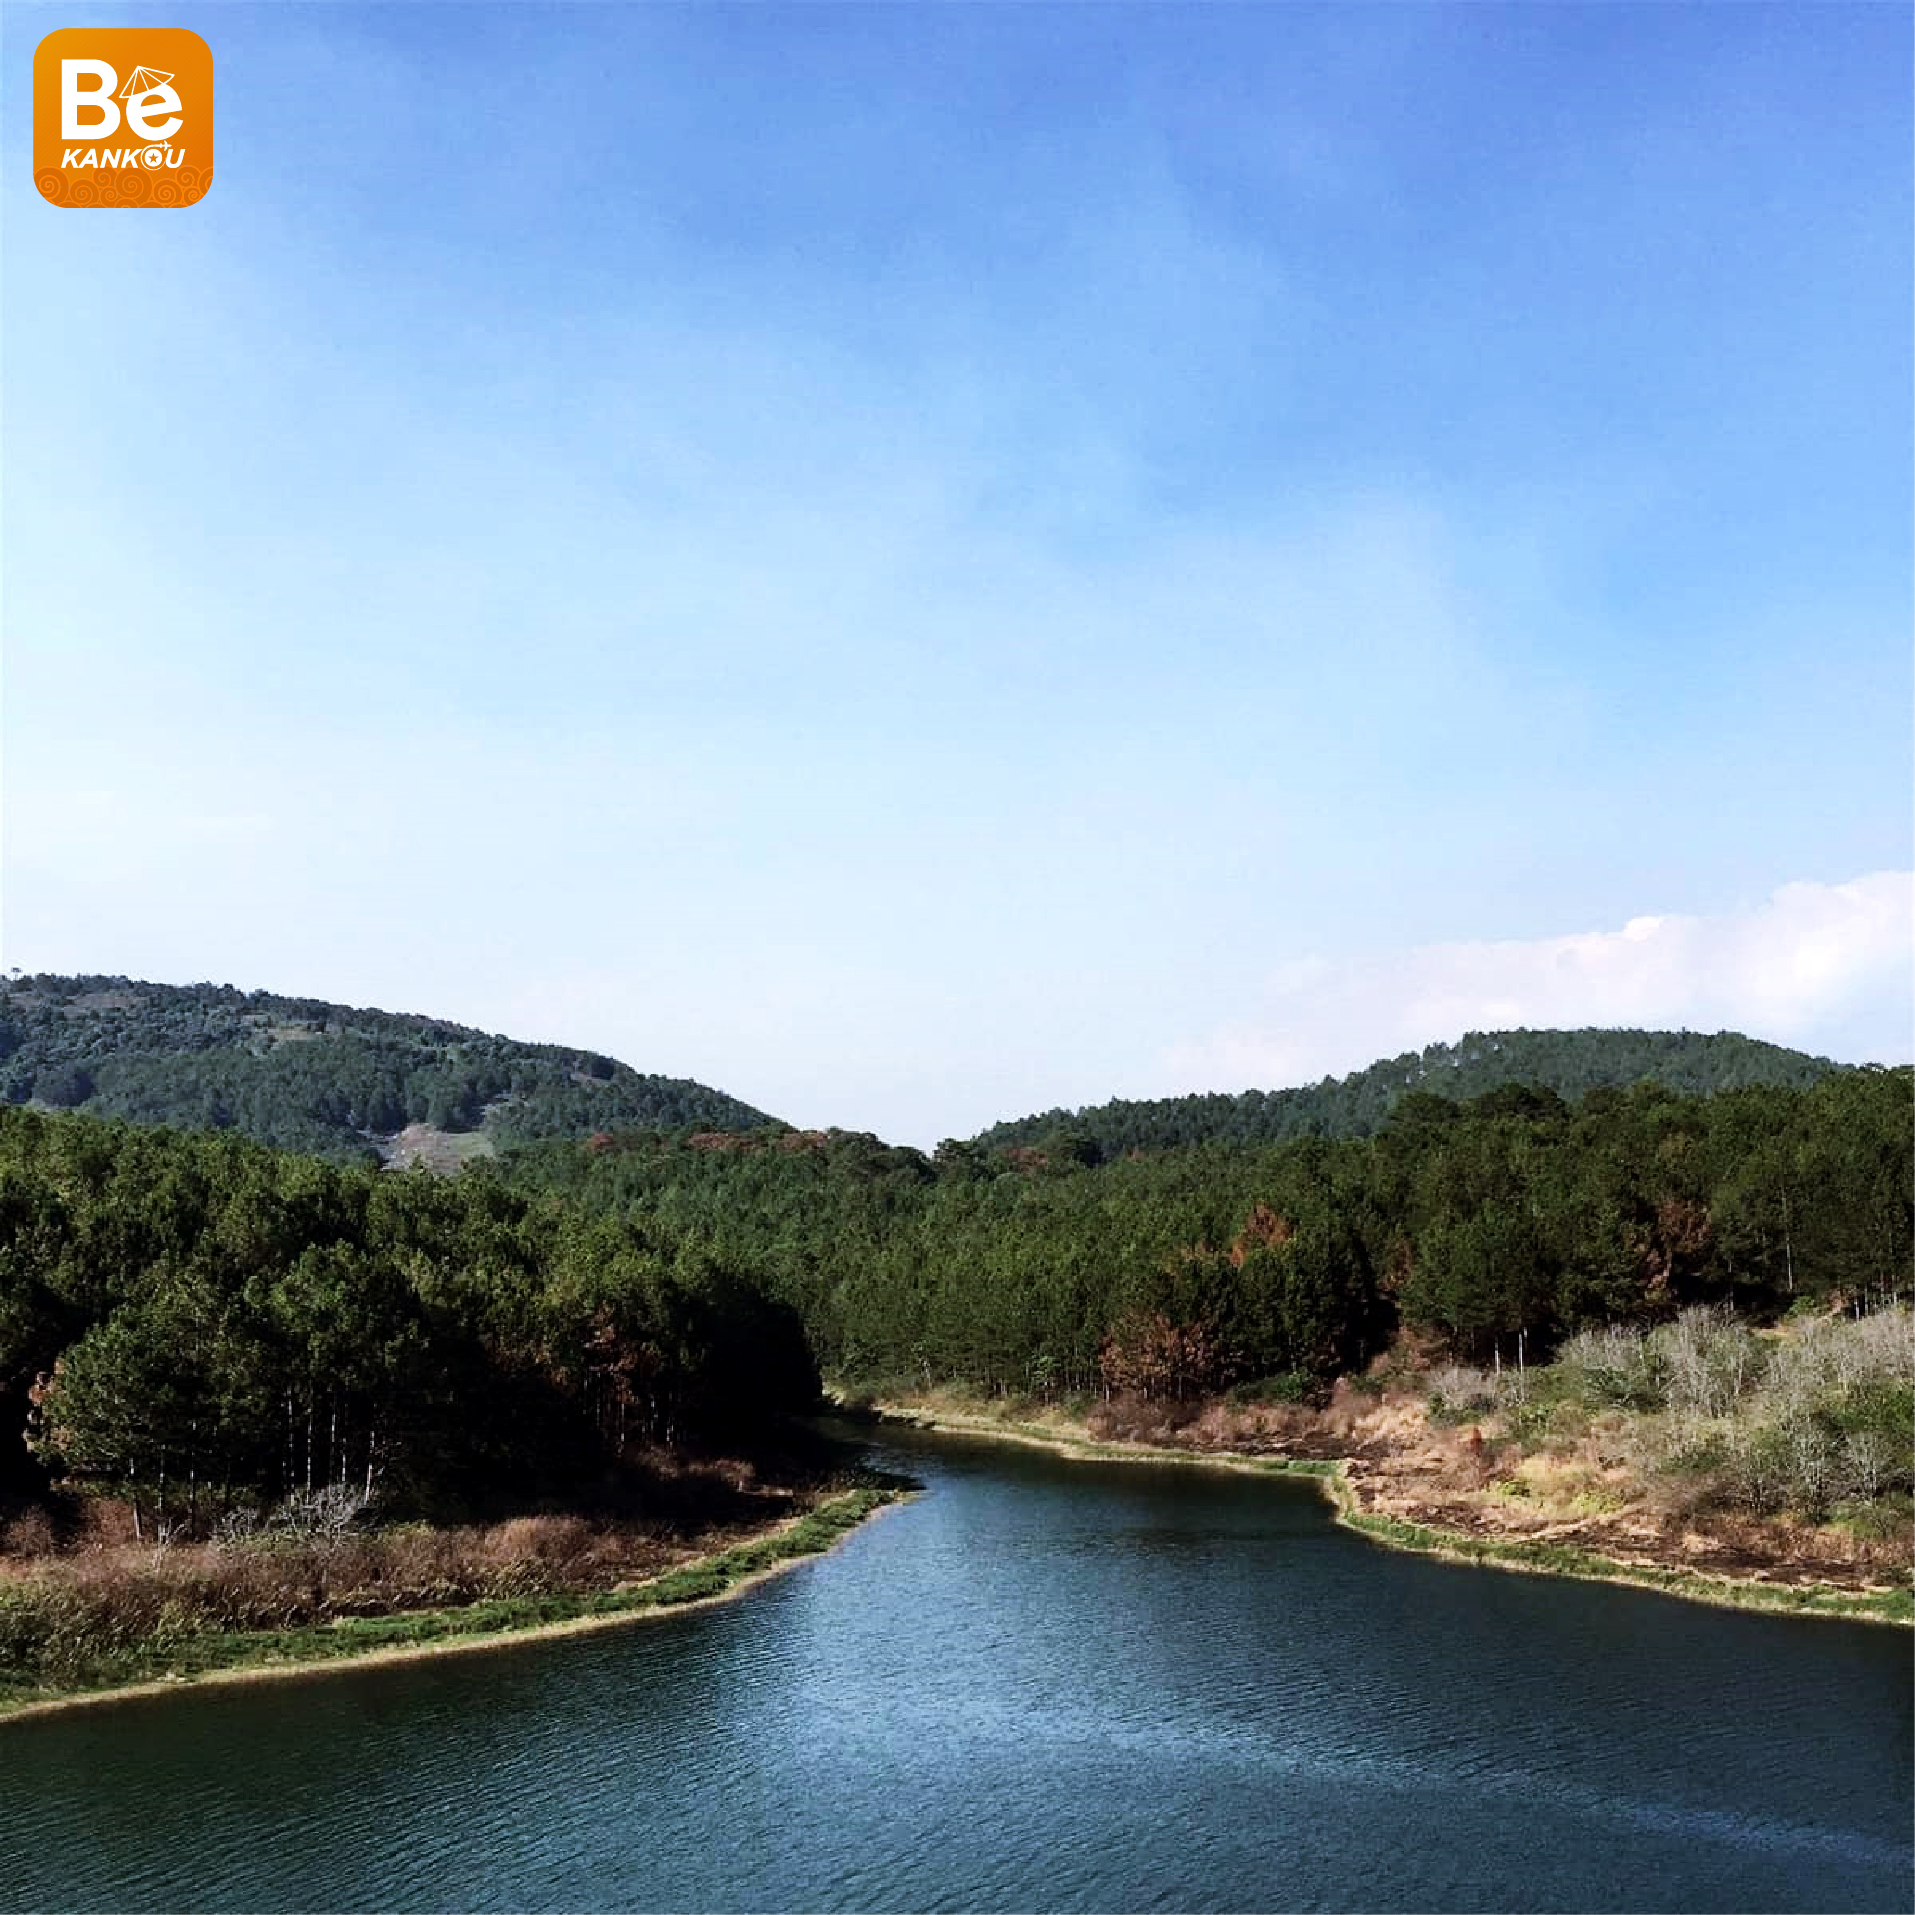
5,3,1910,1143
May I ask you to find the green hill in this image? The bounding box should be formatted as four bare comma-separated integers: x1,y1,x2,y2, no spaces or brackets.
0,974,775,1163
970,1028,1842,1157
0,979,1852,1171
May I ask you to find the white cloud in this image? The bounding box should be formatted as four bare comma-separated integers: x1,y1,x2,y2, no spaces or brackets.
1162,871,1915,1091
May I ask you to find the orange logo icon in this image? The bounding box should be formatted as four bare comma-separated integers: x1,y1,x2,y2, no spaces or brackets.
33,28,213,209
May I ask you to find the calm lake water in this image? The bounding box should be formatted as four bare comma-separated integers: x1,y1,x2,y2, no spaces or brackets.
1,1427,1909,1913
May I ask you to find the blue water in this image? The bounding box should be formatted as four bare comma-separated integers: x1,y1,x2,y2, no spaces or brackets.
1,1427,1908,1912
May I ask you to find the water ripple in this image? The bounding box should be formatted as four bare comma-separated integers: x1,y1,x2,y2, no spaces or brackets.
2,1435,1907,1914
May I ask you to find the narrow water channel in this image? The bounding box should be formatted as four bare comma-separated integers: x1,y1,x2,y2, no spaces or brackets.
2,1427,1908,1913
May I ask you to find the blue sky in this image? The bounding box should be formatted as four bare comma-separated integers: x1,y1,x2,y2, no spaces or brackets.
4,2,1910,1143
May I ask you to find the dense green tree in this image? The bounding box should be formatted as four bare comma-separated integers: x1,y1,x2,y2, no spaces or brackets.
499,1071,1910,1399
0,974,775,1161
975,1028,1841,1155
2,1107,821,1526
3,1046,1906,1530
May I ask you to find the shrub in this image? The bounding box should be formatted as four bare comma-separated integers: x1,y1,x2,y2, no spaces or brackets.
1555,1325,1666,1411
485,1514,597,1568
1,1506,57,1555
1650,1308,1767,1417
1425,1365,1498,1426
1226,1373,1314,1408
1502,1396,1582,1446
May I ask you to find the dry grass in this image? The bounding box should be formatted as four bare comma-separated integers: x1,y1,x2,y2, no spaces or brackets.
878,1333,1913,1600
0,1443,832,1667
377,1124,497,1173
0,1479,904,1712
0,1514,692,1642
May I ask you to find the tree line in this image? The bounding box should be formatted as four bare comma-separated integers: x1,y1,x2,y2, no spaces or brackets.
499,1070,1911,1401
3,1061,1905,1539
0,1107,817,1534
972,1028,1839,1156
0,975,773,1162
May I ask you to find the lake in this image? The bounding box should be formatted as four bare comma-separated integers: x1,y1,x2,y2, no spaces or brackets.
1,1426,1908,1912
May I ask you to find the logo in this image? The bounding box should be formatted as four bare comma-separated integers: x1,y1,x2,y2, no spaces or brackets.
34,29,213,208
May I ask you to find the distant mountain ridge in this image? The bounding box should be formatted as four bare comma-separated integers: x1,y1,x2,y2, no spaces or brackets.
971,1028,1843,1156
0,974,775,1162
0,980,1848,1168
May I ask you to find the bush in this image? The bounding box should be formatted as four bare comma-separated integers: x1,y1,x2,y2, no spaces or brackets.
1554,1325,1666,1412
1650,1308,1767,1417
485,1514,597,1568
1,1506,57,1555
1425,1365,1499,1425
1828,1491,1915,1547
1226,1373,1314,1408
1503,1395,1586,1445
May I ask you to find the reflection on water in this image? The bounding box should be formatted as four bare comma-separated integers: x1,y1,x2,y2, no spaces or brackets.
2,1427,1908,1913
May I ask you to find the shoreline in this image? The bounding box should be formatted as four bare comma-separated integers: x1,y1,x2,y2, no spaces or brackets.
8,1391,1903,1725
863,1399,1912,1628
0,1484,910,1727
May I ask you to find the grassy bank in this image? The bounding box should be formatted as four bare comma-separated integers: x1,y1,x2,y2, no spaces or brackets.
1320,1480,1914,1626
851,1394,1338,1480
858,1388,1912,1628
0,1483,904,1722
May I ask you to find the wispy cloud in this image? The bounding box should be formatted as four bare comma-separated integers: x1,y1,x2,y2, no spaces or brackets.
1163,872,1915,1091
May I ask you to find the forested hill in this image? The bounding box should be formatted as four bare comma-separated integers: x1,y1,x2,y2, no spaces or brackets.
973,1029,1841,1157
499,1067,1913,1400
0,975,774,1163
